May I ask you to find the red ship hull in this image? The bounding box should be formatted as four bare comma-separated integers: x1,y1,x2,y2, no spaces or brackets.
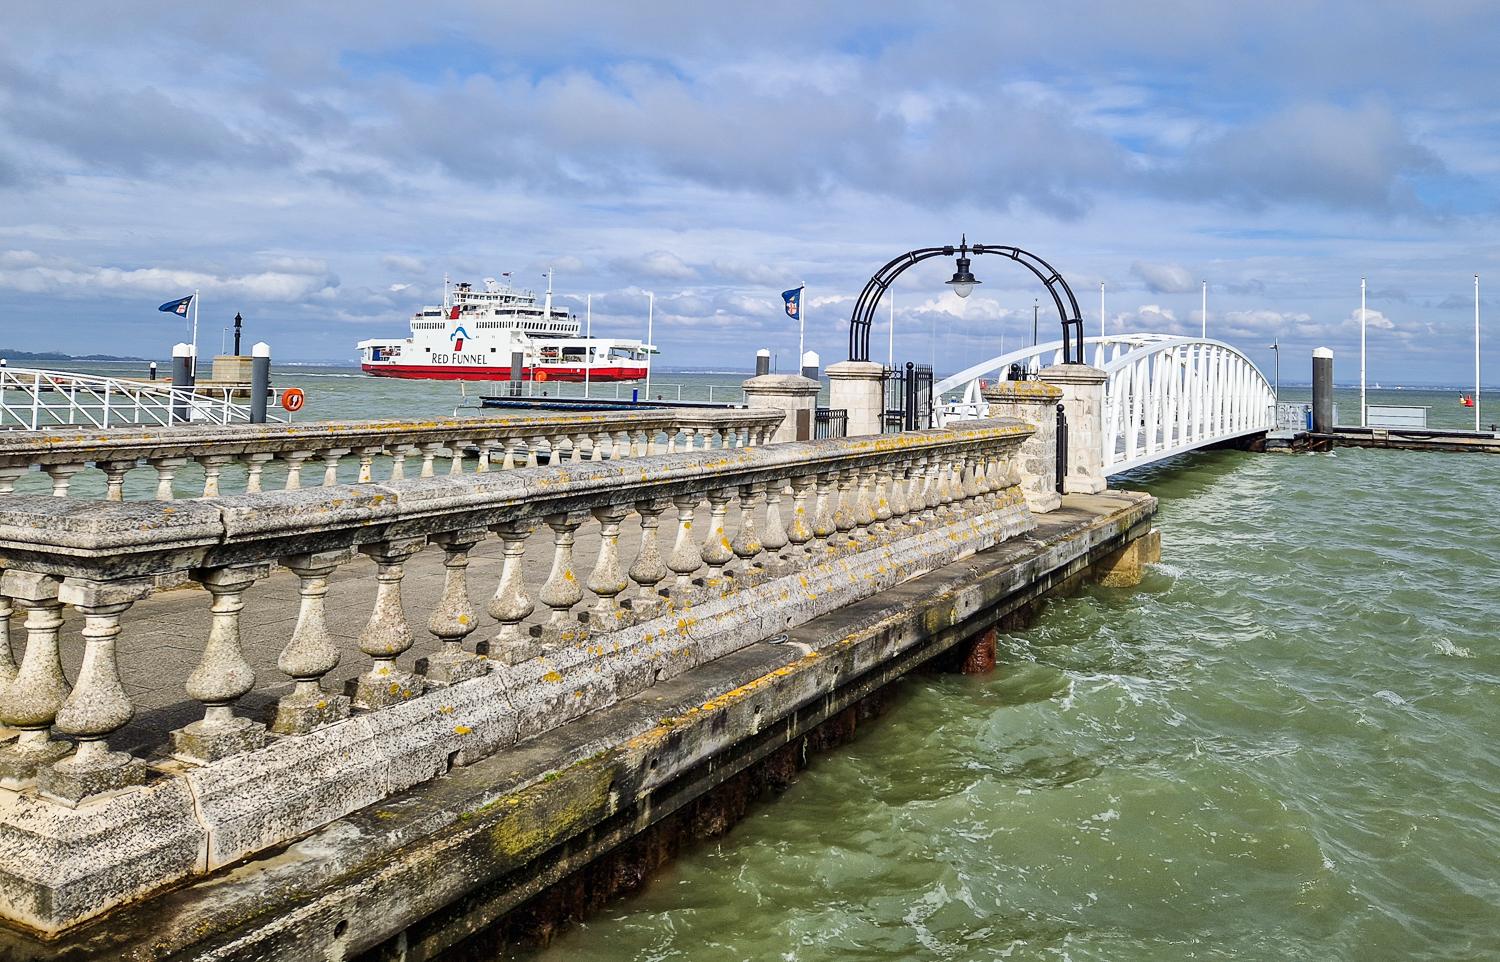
361,363,647,382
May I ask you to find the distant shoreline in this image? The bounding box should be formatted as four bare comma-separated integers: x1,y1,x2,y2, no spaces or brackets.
0,348,148,362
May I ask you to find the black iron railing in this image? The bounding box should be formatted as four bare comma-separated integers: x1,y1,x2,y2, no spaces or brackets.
815,407,848,439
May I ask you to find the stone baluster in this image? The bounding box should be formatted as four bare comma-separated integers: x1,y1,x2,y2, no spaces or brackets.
761,482,789,569
700,489,735,590
631,430,649,457
612,430,630,459
354,446,382,483
0,572,70,789
645,429,661,455
476,440,497,473
171,565,270,764
39,577,155,804
149,456,187,500
0,466,25,494
523,436,541,468
667,496,704,604
43,463,84,497
100,460,134,501
281,451,313,490
449,440,473,475
870,467,894,537
0,578,15,686
939,452,961,517
585,507,631,631
244,452,275,493
320,448,350,486
422,529,488,684
851,467,877,542
590,430,609,462
908,456,931,525
665,428,681,453
569,433,588,464
811,472,838,555
919,455,941,523
352,537,427,709
831,470,857,548
961,451,982,509
485,522,539,665
501,438,524,471
785,476,816,563
198,455,235,498
273,550,353,734
537,512,587,646
419,442,443,477
886,463,910,531
729,484,765,584
385,444,415,481
626,499,670,620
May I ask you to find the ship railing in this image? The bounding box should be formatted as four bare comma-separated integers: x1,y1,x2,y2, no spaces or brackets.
0,408,787,501
0,366,276,432
0,417,1034,934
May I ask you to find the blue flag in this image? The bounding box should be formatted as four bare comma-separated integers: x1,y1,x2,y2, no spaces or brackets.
781,287,802,320
158,295,194,318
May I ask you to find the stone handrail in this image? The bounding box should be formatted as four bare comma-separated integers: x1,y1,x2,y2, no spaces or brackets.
0,418,1033,934
0,407,785,500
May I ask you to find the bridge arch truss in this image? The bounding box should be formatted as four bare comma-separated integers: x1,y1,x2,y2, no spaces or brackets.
934,334,1276,475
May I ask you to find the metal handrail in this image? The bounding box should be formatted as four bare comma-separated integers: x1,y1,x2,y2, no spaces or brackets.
0,367,281,431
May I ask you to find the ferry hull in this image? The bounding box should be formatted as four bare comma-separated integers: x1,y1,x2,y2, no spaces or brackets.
361,363,647,382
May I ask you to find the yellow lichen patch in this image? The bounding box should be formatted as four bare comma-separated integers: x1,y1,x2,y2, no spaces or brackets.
439,704,455,715
454,725,473,735
542,670,563,683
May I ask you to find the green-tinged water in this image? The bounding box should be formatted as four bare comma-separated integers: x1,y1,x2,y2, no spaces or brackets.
519,446,1499,962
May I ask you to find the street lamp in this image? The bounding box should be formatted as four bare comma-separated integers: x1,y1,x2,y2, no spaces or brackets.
944,236,981,298
1268,343,1280,403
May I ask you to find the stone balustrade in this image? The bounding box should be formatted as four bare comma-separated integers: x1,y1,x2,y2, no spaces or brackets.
0,418,1034,934
0,408,785,500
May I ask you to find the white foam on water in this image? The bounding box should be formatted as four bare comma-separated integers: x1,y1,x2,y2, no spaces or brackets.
1373,689,1407,706
1430,639,1474,658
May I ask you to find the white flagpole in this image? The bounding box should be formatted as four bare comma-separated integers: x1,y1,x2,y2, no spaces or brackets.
1360,276,1367,427
798,284,806,366
1200,280,1207,339
191,289,200,377
645,291,654,400
887,292,894,368
585,293,592,399
1099,280,1105,349
1476,273,1482,431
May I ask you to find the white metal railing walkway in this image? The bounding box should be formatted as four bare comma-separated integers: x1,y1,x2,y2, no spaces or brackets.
936,333,1276,475
0,366,281,431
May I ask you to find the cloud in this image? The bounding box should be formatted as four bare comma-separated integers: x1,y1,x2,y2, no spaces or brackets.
1131,261,1197,294
611,250,695,281
1344,307,1394,330
382,254,427,275
0,251,339,302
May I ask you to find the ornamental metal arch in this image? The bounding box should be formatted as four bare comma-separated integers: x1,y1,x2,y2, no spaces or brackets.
847,239,1087,364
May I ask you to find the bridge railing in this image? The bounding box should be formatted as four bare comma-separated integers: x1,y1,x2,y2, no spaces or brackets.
0,408,786,500
0,366,278,432
0,418,1035,934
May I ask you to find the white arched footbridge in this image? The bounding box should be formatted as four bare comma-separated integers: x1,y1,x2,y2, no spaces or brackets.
935,334,1276,475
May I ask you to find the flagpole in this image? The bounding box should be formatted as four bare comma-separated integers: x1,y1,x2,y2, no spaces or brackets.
1201,280,1207,339
585,293,592,399
798,284,806,366
1360,276,1367,427
1476,273,1482,431
645,291,654,400
191,289,200,377
887,291,894,369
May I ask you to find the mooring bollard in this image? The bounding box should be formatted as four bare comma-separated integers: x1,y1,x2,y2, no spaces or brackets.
250,342,271,424
170,342,195,425
148,361,157,381
1312,347,1334,433
755,348,771,377
800,350,820,382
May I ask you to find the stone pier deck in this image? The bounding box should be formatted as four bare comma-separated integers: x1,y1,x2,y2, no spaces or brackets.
0,491,1157,962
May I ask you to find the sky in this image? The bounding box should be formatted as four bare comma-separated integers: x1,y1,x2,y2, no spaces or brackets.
2,1,1498,385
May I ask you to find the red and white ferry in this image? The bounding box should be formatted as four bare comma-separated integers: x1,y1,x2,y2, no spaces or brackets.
358,274,652,382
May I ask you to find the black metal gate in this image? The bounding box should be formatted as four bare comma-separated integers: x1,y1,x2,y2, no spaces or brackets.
883,361,934,432
1054,402,1068,493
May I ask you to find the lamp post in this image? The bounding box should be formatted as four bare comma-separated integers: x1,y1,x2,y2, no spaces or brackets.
846,236,1085,364
233,312,244,356
1268,343,1280,403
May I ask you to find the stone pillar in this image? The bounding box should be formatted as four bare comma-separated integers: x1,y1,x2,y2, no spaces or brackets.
741,374,820,443
1039,364,1108,495
981,380,1062,513
825,360,886,437
1094,529,1162,587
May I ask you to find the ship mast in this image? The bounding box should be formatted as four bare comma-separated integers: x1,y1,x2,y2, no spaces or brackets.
543,267,553,320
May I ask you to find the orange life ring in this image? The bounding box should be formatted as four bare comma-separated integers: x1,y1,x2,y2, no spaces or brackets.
281,387,306,412
535,370,549,383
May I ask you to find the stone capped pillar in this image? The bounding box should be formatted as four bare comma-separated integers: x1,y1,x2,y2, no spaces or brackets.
1039,364,1109,494
824,360,886,437
741,374,820,442
981,380,1063,513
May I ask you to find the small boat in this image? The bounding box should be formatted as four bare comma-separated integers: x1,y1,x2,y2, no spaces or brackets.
358,274,652,382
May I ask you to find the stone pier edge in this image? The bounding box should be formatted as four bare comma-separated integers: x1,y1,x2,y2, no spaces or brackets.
0,492,1155,962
